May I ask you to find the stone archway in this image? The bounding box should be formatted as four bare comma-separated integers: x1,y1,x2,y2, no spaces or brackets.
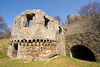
70,45,96,61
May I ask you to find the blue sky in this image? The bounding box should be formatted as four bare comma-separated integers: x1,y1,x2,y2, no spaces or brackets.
0,0,99,28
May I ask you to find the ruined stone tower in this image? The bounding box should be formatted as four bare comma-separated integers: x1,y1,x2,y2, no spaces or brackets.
7,9,64,61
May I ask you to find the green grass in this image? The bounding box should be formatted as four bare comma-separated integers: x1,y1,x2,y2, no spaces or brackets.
0,45,7,57
0,56,100,67
0,38,100,67
0,55,46,67
46,56,100,67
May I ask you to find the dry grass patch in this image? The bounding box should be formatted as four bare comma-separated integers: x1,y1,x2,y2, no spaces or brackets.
53,59,69,66
0,38,9,47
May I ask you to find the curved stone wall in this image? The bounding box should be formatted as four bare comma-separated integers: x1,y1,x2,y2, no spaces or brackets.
65,30,100,61
64,14,100,61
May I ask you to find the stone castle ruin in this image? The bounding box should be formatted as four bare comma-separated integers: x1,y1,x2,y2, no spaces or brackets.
7,10,100,61
7,10,64,61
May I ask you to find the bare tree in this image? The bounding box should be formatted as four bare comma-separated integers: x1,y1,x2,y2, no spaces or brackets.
0,16,3,22
92,2,100,13
79,2,100,17
5,28,11,38
0,16,8,32
54,16,61,25
54,16,68,26
0,16,11,38
62,20,68,27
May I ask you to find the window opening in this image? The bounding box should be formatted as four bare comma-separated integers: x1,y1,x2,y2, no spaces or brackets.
59,26,62,34
26,13,35,27
29,20,32,27
44,16,50,28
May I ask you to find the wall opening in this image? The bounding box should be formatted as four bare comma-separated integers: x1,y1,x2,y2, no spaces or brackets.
29,40,31,43
44,16,49,28
64,29,67,32
17,40,19,42
15,40,16,42
29,20,32,27
26,13,35,27
12,43,18,58
59,26,62,34
37,39,39,42
44,40,46,43
71,45,96,62
41,39,43,42
47,39,49,42
33,39,35,42
21,40,23,42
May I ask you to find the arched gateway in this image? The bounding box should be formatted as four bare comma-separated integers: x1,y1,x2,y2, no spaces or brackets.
70,45,96,61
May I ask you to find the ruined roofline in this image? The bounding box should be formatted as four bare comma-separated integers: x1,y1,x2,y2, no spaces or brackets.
14,9,58,24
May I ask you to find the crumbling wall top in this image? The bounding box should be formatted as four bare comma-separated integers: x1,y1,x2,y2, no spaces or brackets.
10,9,62,41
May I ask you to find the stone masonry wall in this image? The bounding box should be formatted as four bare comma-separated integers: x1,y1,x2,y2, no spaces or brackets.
64,14,100,61
56,26,66,56
65,30,100,61
8,39,57,61
10,10,59,41
8,10,61,61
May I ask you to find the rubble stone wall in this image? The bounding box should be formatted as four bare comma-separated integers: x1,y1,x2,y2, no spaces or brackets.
8,10,61,61
64,14,100,61
8,39,57,61
65,30,100,61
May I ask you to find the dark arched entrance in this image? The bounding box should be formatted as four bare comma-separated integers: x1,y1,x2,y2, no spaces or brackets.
12,43,18,58
71,45,96,61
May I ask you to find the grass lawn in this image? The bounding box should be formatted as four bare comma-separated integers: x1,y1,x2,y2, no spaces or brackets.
0,38,100,67
0,56,100,67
